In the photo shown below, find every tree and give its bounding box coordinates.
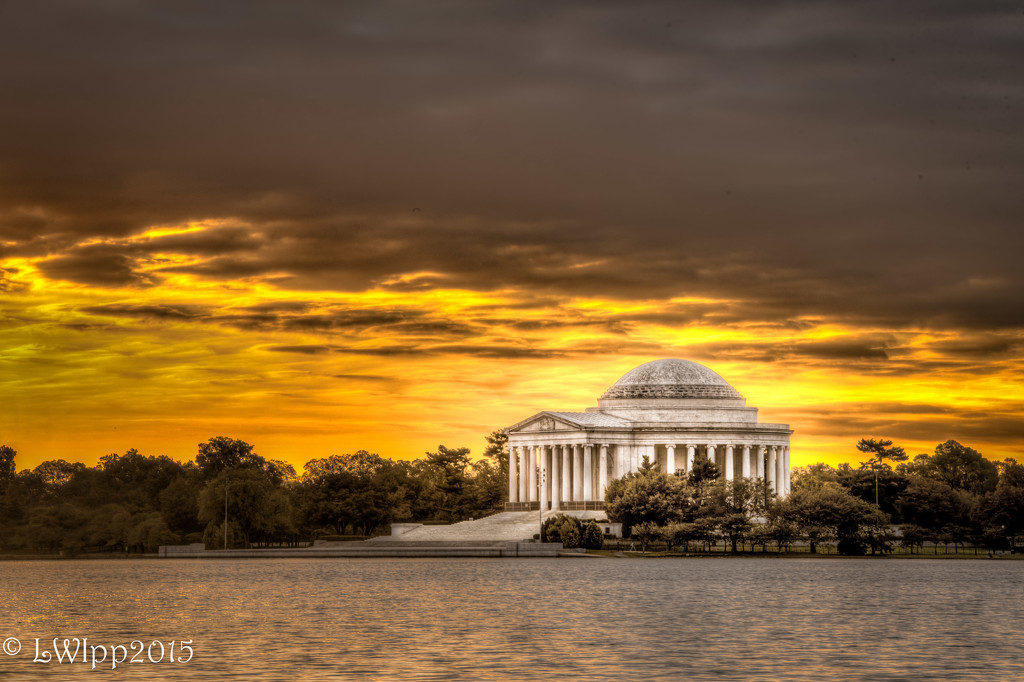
[198,468,281,547]
[127,512,179,552]
[33,460,87,499]
[979,483,1024,548]
[466,458,505,516]
[905,441,998,495]
[195,437,263,479]
[687,454,720,495]
[159,473,203,536]
[837,462,907,517]
[298,451,398,536]
[542,513,581,546]
[0,445,16,488]
[856,438,908,507]
[767,517,798,553]
[998,458,1024,488]
[605,459,687,536]
[663,522,696,552]
[631,522,660,552]
[581,521,604,550]
[424,445,473,522]
[482,430,509,483]
[778,483,890,555]
[899,524,930,554]
[790,463,839,491]
[698,479,764,552]
[100,449,184,509]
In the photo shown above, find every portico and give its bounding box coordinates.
[504,359,792,511]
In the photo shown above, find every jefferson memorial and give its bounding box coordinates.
[505,358,792,511]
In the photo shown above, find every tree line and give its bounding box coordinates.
[0,433,509,555]
[1,435,1021,556]
[604,439,1024,555]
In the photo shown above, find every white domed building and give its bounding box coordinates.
[505,359,792,511]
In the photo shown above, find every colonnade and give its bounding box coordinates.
[507,442,790,510]
[507,444,610,510]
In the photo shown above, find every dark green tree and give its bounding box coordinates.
[541,513,584,547]
[631,522,660,552]
[905,441,998,495]
[33,460,87,500]
[895,476,971,533]
[979,483,1024,547]
[466,458,505,516]
[687,454,720,495]
[581,520,604,550]
[195,437,264,479]
[198,468,286,547]
[424,445,473,522]
[482,430,510,483]
[605,457,687,536]
[699,479,766,552]
[0,445,16,488]
[778,483,890,555]
[159,472,204,536]
[856,438,908,507]
[790,463,839,491]
[998,458,1024,488]
[298,451,398,535]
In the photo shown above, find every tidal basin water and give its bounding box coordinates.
[1,557,1023,680]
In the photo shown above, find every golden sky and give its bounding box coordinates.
[2,3,1022,471]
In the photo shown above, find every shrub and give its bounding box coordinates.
[581,521,604,550]
[542,513,585,547]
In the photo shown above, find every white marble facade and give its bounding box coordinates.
[505,359,792,511]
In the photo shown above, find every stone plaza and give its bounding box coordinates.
[505,358,792,511]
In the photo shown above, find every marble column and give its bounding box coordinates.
[539,446,549,511]
[687,445,695,472]
[566,449,573,500]
[725,445,735,481]
[708,444,717,467]
[666,444,676,475]
[756,445,765,479]
[583,444,594,501]
[599,444,609,500]
[528,446,538,503]
[519,446,528,503]
[551,446,560,510]
[573,445,583,501]
[775,446,784,496]
[741,445,751,479]
[784,446,791,496]
[509,446,518,503]
[767,446,777,493]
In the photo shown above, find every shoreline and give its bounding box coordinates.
[2,549,1018,561]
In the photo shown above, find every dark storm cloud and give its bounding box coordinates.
[266,345,333,355]
[0,268,28,293]
[680,337,894,364]
[790,400,1024,449]
[2,1,1022,331]
[36,245,157,287]
[331,374,396,383]
[923,335,1024,357]
[430,344,566,359]
[145,226,264,256]
[81,303,211,320]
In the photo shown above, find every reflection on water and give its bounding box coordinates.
[1,557,1023,680]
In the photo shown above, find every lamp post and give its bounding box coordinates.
[223,478,229,550]
[538,468,546,542]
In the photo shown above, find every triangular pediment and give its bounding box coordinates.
[506,412,583,434]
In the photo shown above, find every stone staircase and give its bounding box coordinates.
[366,510,610,544]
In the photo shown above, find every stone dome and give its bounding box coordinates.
[600,359,743,400]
